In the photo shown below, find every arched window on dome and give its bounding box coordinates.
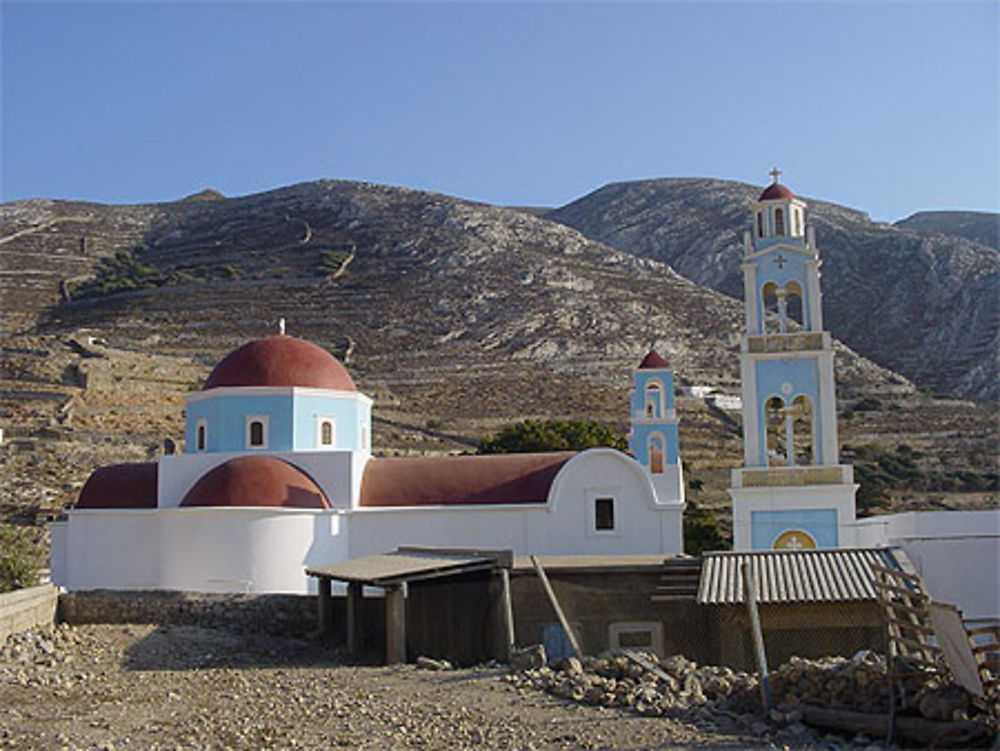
[245,415,269,449]
[774,208,785,236]
[756,211,765,238]
[316,416,336,450]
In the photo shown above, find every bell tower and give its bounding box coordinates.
[729,171,857,550]
[628,349,684,505]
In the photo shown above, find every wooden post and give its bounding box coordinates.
[742,562,771,711]
[500,568,515,658]
[317,576,333,637]
[530,555,582,659]
[385,585,407,664]
[346,582,364,654]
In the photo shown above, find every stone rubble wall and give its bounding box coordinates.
[58,590,318,636]
[0,585,58,643]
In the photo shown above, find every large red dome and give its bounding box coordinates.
[180,456,330,509]
[204,336,355,391]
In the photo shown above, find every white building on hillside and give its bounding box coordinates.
[50,337,685,594]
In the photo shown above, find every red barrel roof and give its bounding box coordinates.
[180,456,330,509]
[360,452,575,507]
[204,336,355,391]
[76,463,159,509]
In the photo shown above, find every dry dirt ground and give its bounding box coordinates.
[0,624,859,751]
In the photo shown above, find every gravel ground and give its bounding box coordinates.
[0,624,853,751]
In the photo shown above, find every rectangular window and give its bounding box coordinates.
[245,415,269,449]
[595,497,615,531]
[608,622,664,656]
[195,419,207,452]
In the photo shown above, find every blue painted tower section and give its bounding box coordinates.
[185,389,370,453]
[627,354,680,473]
[729,171,857,551]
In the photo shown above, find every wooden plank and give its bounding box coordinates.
[873,581,928,601]
[317,576,333,636]
[793,703,994,747]
[742,562,772,712]
[870,564,923,584]
[499,569,515,658]
[346,582,363,654]
[385,585,407,665]
[894,634,942,654]
[885,617,935,635]
[530,555,582,660]
[397,546,513,569]
[882,600,933,618]
[965,625,1000,637]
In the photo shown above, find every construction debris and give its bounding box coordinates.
[507,650,999,748]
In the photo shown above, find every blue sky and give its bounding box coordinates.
[2,2,997,221]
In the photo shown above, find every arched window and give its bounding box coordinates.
[785,281,804,326]
[774,208,785,236]
[756,212,765,238]
[648,434,665,474]
[196,422,207,452]
[321,421,333,446]
[245,415,269,449]
[644,381,663,419]
[791,395,814,465]
[762,282,781,334]
[765,396,787,467]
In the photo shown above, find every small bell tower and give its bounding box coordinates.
[628,349,684,505]
[729,171,857,550]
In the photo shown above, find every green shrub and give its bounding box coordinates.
[0,524,44,592]
[684,502,729,556]
[479,419,626,454]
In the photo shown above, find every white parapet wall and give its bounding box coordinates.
[0,584,58,643]
[854,510,1000,625]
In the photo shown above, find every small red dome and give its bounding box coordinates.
[180,456,330,509]
[204,336,355,391]
[76,463,158,509]
[639,349,670,370]
[759,183,794,201]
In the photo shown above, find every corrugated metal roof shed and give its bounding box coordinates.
[697,547,904,605]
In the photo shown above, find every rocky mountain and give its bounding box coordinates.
[2,181,899,410]
[1,180,995,525]
[545,179,1000,401]
[894,210,999,252]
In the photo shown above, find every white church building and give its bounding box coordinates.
[50,338,686,594]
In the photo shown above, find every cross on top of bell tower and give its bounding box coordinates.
[769,166,782,184]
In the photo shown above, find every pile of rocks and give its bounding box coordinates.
[771,652,996,723]
[506,651,762,717]
[508,649,997,748]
